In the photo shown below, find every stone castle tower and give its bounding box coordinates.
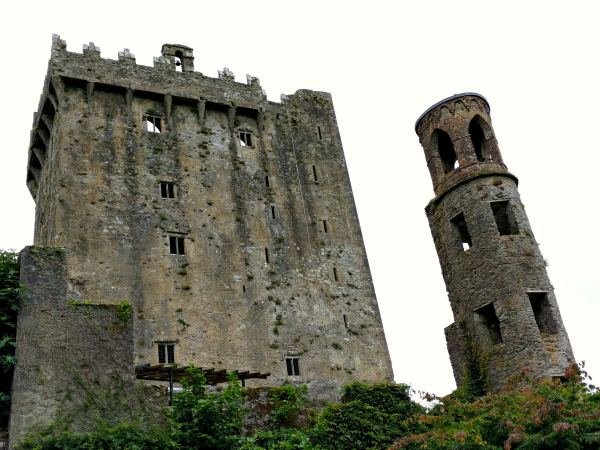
[415,93,574,392]
[10,35,393,440]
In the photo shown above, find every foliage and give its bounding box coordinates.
[117,300,131,325]
[0,250,21,427]
[311,382,428,450]
[168,365,249,449]
[391,362,600,450]
[269,385,309,427]
[16,423,174,450]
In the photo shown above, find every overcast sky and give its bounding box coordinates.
[1,0,598,397]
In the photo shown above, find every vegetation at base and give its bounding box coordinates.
[0,250,21,428]
[391,362,600,449]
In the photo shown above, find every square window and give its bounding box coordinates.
[158,344,175,363]
[169,236,185,255]
[474,302,502,346]
[286,356,300,376]
[490,201,519,236]
[161,182,175,199]
[451,213,472,251]
[239,132,252,147]
[146,115,162,133]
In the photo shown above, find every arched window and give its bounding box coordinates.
[433,129,457,175]
[175,50,183,72]
[469,116,486,162]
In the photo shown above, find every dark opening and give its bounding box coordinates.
[146,115,162,133]
[475,303,502,345]
[312,165,318,181]
[469,118,485,162]
[434,129,457,174]
[158,344,175,364]
[333,267,338,282]
[343,314,348,328]
[243,285,246,293]
[169,236,185,255]
[175,50,183,72]
[323,220,328,233]
[451,213,472,251]
[271,206,276,219]
[490,201,519,236]
[528,292,557,334]
[239,132,252,147]
[265,248,270,264]
[265,176,270,188]
[286,357,300,376]
[161,182,175,199]
[318,126,322,140]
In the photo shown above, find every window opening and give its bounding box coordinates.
[451,213,472,251]
[265,175,270,188]
[490,201,519,236]
[239,132,252,147]
[343,314,348,328]
[243,285,246,293]
[475,303,502,345]
[271,206,276,219]
[158,344,175,364]
[312,165,318,181]
[318,126,322,139]
[175,50,183,72]
[333,267,338,282]
[265,248,270,264]
[528,292,557,334]
[169,236,185,255]
[161,182,175,199]
[469,118,485,162]
[286,357,300,376]
[146,115,162,133]
[434,129,457,174]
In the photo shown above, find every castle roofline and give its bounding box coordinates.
[415,92,490,132]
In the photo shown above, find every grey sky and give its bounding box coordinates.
[1,0,598,397]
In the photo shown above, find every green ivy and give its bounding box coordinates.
[117,301,131,325]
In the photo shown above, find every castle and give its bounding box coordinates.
[415,93,575,392]
[10,35,393,441]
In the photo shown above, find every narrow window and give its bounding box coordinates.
[265,248,270,264]
[433,129,456,174]
[175,50,183,72]
[323,220,328,233]
[343,314,348,328]
[528,292,557,334]
[158,344,175,364]
[161,182,175,199]
[491,201,519,236]
[169,236,185,255]
[239,132,252,147]
[312,165,318,181]
[243,285,246,293]
[265,175,270,188]
[318,126,322,140]
[469,118,485,162]
[451,213,472,251]
[286,356,300,376]
[333,267,338,282]
[271,206,276,220]
[475,303,502,345]
[146,115,162,133]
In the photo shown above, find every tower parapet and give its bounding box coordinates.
[417,93,574,392]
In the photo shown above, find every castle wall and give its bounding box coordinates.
[16,35,393,435]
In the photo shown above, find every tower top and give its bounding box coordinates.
[415,92,489,131]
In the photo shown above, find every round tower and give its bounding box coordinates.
[416,93,574,392]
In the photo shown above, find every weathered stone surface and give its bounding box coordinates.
[12,35,393,442]
[416,94,575,392]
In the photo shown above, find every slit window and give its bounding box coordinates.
[169,236,185,255]
[175,50,183,72]
[243,285,246,293]
[318,126,322,140]
[312,165,318,181]
[475,303,502,345]
[451,213,472,251]
[490,201,519,236]
[161,182,175,199]
[333,267,338,282]
[469,118,486,162]
[271,206,276,220]
[286,357,300,376]
[343,314,348,328]
[265,248,270,264]
[158,344,175,364]
[528,292,557,334]
[146,115,162,133]
[323,220,328,233]
[239,132,252,147]
[265,175,270,188]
